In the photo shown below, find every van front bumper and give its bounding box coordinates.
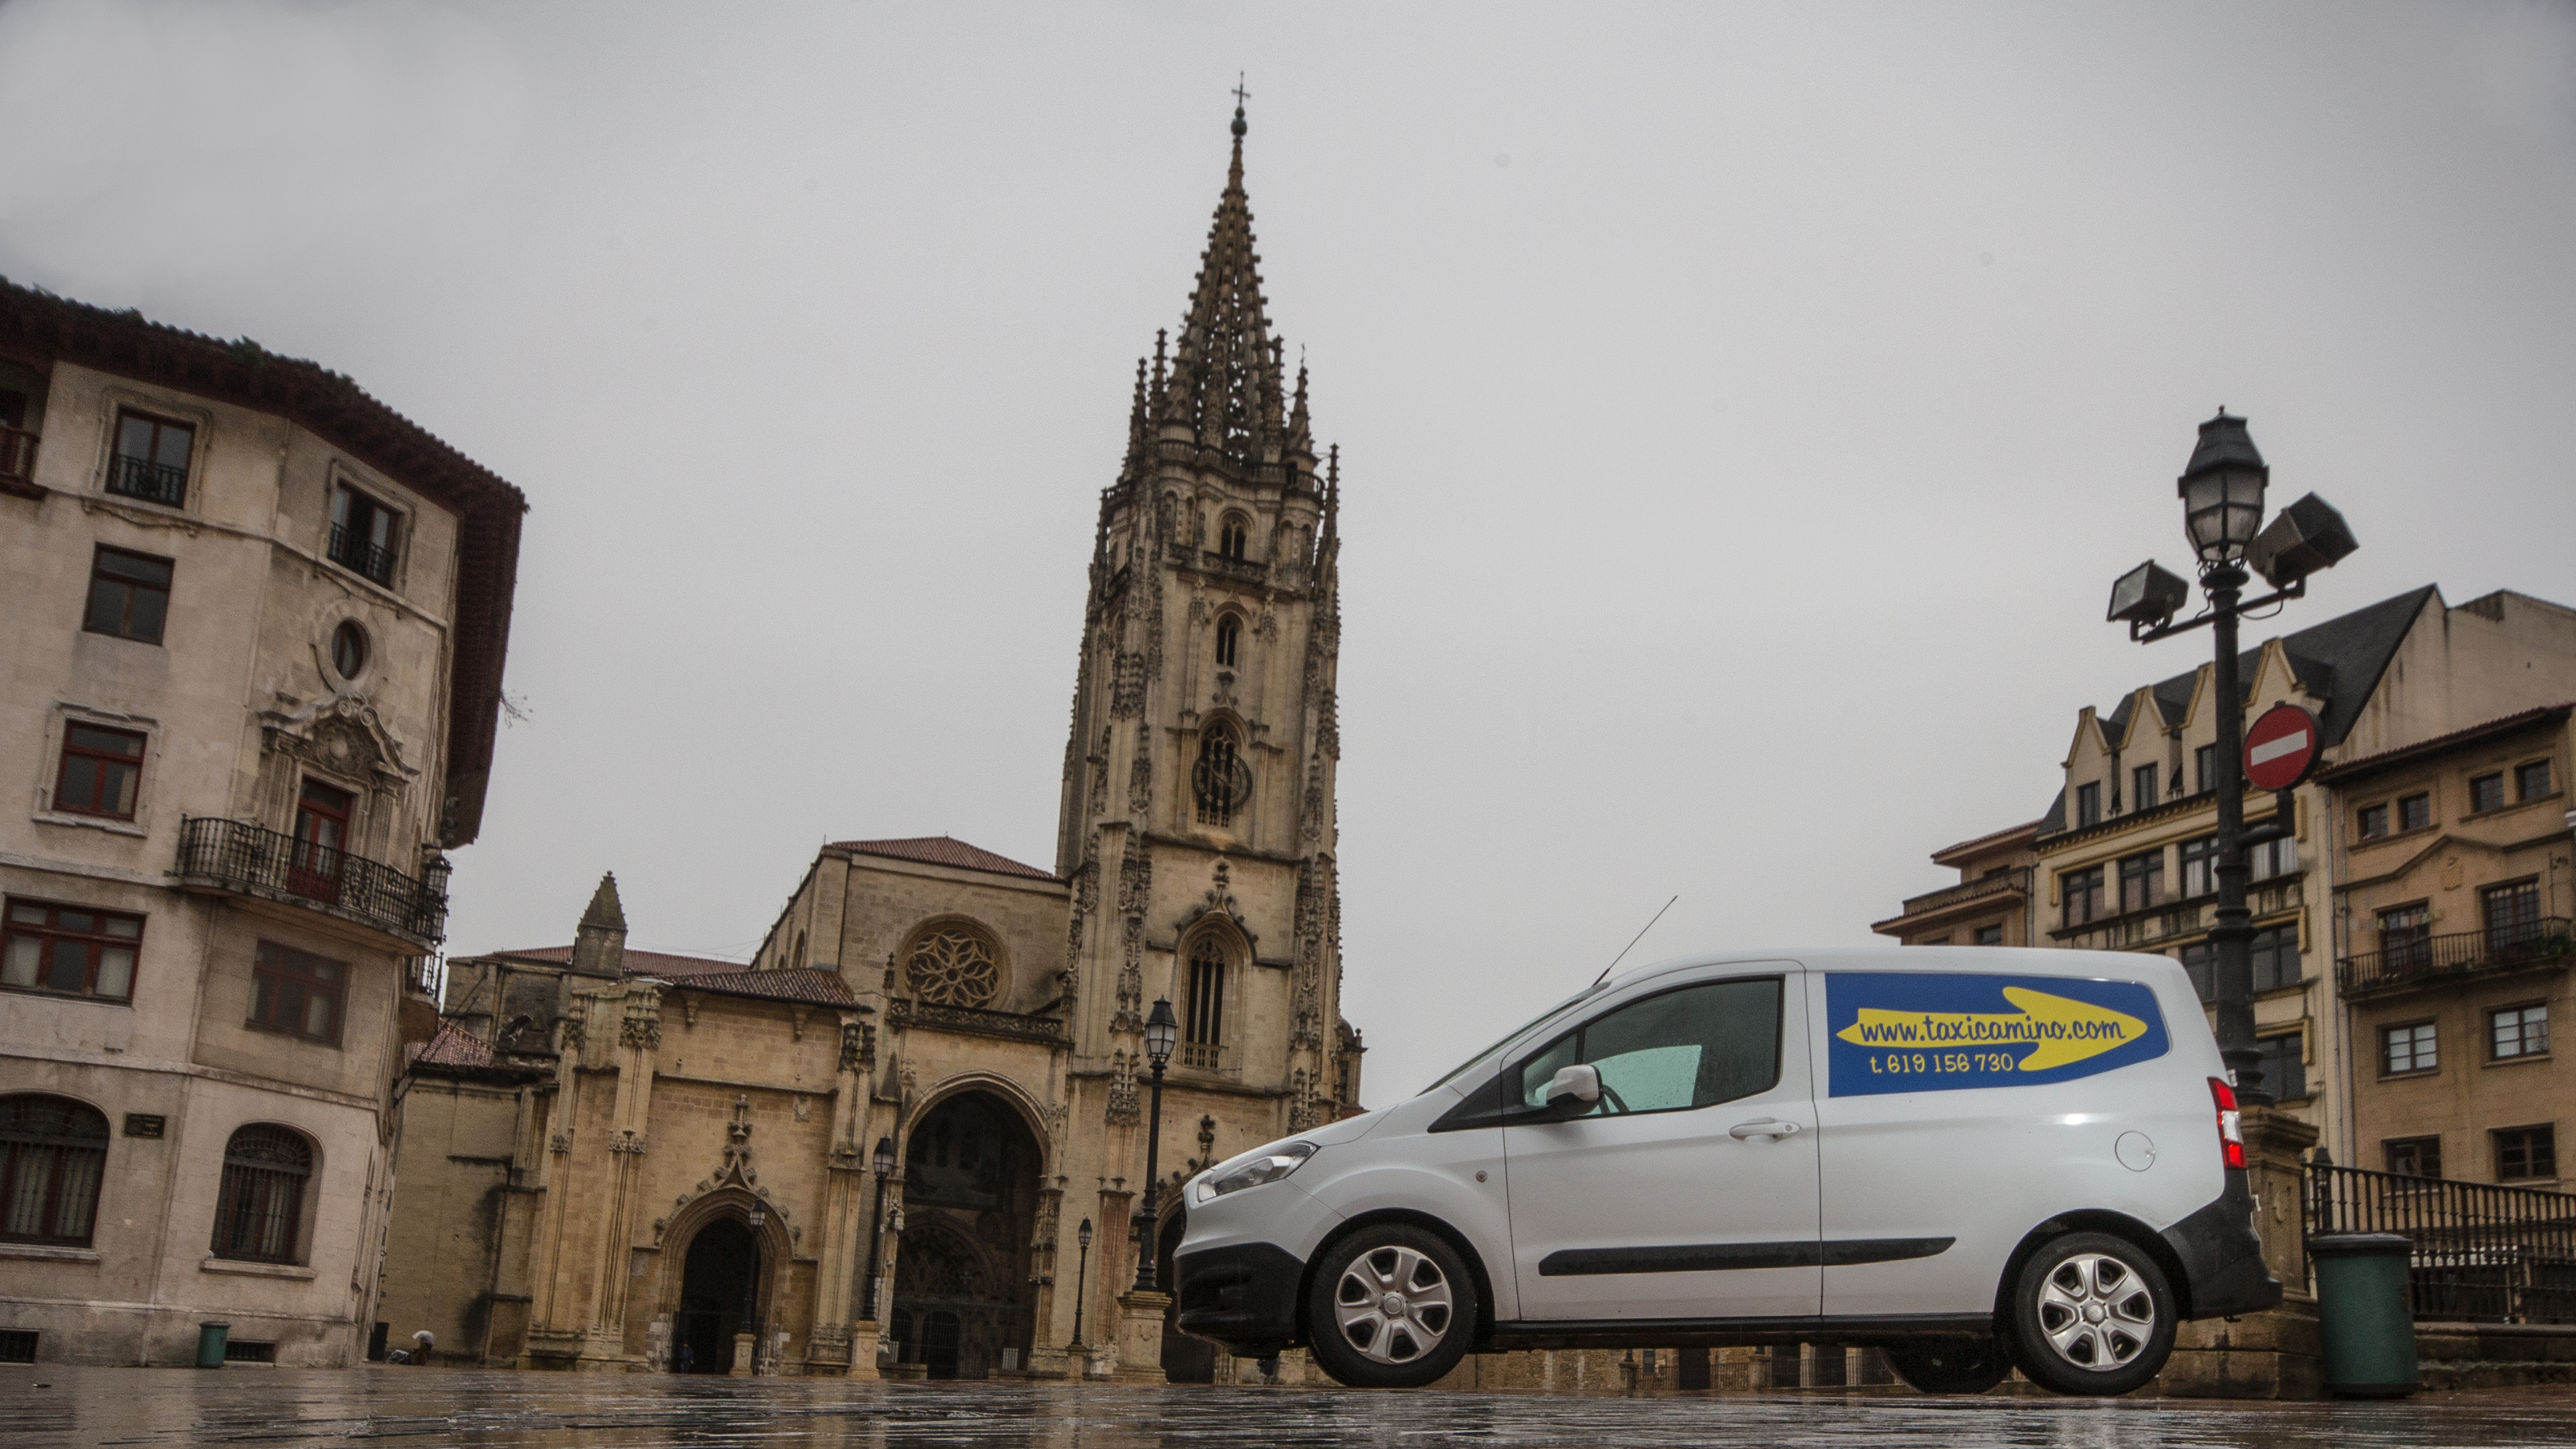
[2161,1169,2281,1319]
[1173,1241,1305,1358]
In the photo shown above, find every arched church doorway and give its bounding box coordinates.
[675,1216,761,1374]
[891,1091,1040,1380]
[1157,1208,1216,1383]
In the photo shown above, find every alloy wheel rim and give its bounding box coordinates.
[1333,1245,1454,1364]
[2034,1252,2156,1370]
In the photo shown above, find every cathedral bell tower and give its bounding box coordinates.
[1055,100,1350,1135]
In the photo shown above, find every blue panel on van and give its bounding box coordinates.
[1824,973,2170,1096]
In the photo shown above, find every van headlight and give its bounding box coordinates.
[1200,1141,1318,1200]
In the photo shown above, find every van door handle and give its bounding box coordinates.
[1729,1119,1800,1140]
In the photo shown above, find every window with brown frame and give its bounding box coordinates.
[2492,1003,2549,1061]
[2061,865,2107,928]
[83,546,171,644]
[51,723,144,819]
[288,779,352,904]
[2517,759,2553,801]
[106,411,192,506]
[2486,880,2544,955]
[2380,904,2431,973]
[1,900,141,1002]
[2470,773,2506,813]
[248,940,345,1044]
[2117,849,2164,914]
[209,1124,311,1263]
[2382,1021,2437,1075]
[2385,1135,2442,1179]
[2496,1124,2557,1182]
[1973,924,2004,946]
[0,1095,109,1247]
[2357,803,2389,839]
[2398,792,2431,831]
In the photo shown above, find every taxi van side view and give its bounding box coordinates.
[1172,947,2277,1395]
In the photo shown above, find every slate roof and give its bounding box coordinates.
[2044,586,2441,834]
[830,835,1058,881]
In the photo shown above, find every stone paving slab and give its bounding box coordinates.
[3,1369,2573,1448]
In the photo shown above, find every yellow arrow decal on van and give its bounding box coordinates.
[1835,987,2151,1073]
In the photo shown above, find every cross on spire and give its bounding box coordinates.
[1233,73,1251,108]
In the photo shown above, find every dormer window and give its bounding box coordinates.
[1219,515,1248,562]
[1215,614,1241,668]
[108,411,192,507]
[2076,782,2102,829]
[2132,765,2159,812]
[329,484,399,586]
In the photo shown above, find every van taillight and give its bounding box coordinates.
[2209,1076,2246,1170]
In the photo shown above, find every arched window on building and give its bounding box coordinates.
[1218,515,1248,563]
[1193,724,1247,829]
[0,1095,108,1247]
[1214,614,1240,669]
[211,1124,312,1264]
[1183,937,1227,1070]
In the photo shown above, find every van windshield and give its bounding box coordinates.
[1420,982,1610,1095]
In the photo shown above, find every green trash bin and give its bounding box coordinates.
[2311,1232,2419,1397]
[195,1320,230,1369]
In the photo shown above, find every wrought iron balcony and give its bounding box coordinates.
[106,453,187,507]
[174,817,449,950]
[0,425,36,496]
[2337,918,2573,1000]
[327,523,398,585]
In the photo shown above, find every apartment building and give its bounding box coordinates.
[0,282,525,1366]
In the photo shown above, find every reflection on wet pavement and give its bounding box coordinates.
[5,1369,2573,1448]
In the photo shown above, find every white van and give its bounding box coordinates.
[1172,947,2276,1395]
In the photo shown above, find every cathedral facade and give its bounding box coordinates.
[375,108,1365,1381]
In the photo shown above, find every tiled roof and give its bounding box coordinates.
[495,945,745,977]
[414,1021,495,1069]
[665,967,857,1006]
[829,835,1058,881]
[1931,819,2041,865]
[2313,703,2574,784]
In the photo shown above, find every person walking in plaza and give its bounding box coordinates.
[410,1328,435,1368]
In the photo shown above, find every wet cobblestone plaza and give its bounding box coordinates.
[4,1370,2573,1449]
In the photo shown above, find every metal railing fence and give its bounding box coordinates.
[2307,1158,2576,1324]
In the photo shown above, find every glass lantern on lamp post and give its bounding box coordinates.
[1133,998,1179,1293]
[1069,1217,1094,1351]
[2105,411,2357,1104]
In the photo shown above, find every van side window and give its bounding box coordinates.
[1516,977,1783,1114]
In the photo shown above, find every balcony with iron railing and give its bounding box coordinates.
[0,426,37,498]
[327,523,398,586]
[2336,918,2573,1000]
[105,452,187,507]
[174,817,449,952]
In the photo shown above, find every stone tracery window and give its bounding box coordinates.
[1194,724,1248,828]
[904,923,1001,1008]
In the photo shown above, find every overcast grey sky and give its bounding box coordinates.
[7,1,2571,1102]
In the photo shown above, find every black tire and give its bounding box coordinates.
[1304,1224,1479,1388]
[2007,1231,2176,1396]
[1884,1336,2012,1395]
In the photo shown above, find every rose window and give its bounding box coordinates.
[906,929,1000,1008]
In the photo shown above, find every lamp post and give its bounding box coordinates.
[1069,1217,1094,1351]
[2106,411,2358,1104]
[1132,998,1179,1293]
[860,1135,894,1321]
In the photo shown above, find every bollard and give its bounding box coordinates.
[195,1321,230,1368]
[2310,1233,2419,1397]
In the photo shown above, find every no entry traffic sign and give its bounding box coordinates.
[2244,704,2322,792]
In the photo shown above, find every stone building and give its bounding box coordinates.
[1875,585,2576,1168]
[0,282,525,1366]
[374,106,1365,1381]
[2315,702,2574,1188]
[1869,821,2037,948]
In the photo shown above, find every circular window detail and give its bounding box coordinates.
[330,621,370,681]
[905,926,1000,1008]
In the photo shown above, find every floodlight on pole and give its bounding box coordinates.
[2244,492,2359,590]
[2107,559,2192,629]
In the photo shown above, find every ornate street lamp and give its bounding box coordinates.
[1069,1217,1095,1350]
[2105,411,2357,1103]
[1132,998,1179,1293]
[860,1134,895,1321]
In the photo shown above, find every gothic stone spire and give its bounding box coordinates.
[1157,103,1289,471]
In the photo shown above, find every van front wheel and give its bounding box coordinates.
[1304,1224,1478,1388]
[2008,1231,2176,1396]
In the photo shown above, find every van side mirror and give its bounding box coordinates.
[1543,1063,1601,1114]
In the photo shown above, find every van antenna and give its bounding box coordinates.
[1594,895,1678,987]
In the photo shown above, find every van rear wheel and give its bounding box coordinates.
[1304,1224,1478,1389]
[1884,1336,2012,1394]
[2008,1231,2175,1396]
